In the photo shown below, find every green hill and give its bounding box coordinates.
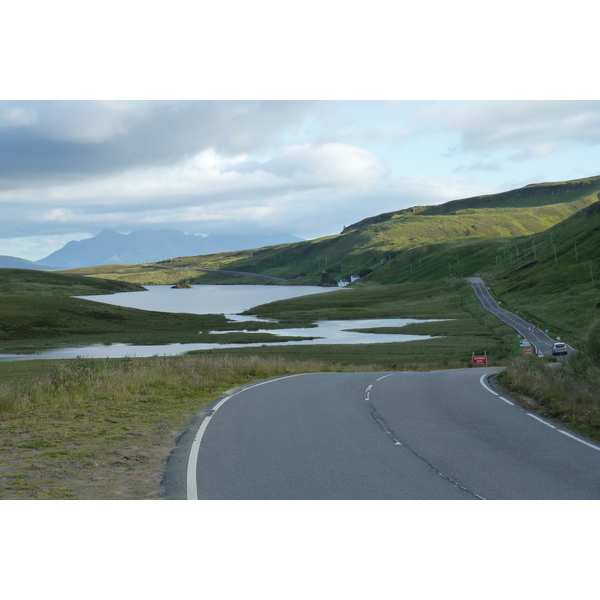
[177,175,600,286]
[61,175,600,339]
[0,268,146,296]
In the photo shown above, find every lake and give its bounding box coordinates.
[0,285,438,360]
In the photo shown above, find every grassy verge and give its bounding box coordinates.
[0,355,377,499]
[497,321,600,443]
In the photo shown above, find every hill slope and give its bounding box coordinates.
[65,175,600,289]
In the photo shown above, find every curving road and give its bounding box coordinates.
[468,276,571,356]
[163,369,600,500]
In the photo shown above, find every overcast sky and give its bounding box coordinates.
[2,99,599,261]
[2,3,599,262]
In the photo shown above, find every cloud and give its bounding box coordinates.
[0,100,324,188]
[0,105,38,128]
[419,100,600,158]
[237,143,388,187]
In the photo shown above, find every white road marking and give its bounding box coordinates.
[526,413,600,451]
[186,373,307,500]
[498,396,514,405]
[479,374,498,396]
[365,384,372,401]
[556,429,600,451]
[527,413,556,429]
[375,374,393,381]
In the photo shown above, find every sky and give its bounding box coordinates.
[2,99,599,262]
[1,3,599,265]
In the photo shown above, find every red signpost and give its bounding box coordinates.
[472,355,487,366]
[523,348,532,355]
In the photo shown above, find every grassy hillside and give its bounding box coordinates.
[65,175,600,289]
[0,268,145,295]
[54,174,600,341]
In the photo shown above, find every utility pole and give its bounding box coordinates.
[591,263,594,283]
[574,242,578,260]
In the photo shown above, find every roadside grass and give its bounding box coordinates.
[0,355,373,499]
[496,321,600,443]
[187,335,515,370]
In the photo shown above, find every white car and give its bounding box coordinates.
[551,342,568,356]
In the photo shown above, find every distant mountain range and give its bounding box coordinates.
[0,255,58,271]
[37,229,304,269]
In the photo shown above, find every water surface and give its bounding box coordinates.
[1,285,438,361]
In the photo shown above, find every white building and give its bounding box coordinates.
[337,275,360,287]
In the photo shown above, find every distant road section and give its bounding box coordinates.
[467,276,571,357]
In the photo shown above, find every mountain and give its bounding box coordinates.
[38,229,304,269]
[0,255,58,271]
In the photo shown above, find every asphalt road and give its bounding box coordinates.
[164,369,600,500]
[468,276,570,357]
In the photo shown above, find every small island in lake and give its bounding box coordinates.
[171,280,192,289]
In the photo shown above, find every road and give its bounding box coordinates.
[468,276,570,357]
[164,369,600,500]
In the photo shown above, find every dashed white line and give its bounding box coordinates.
[526,414,600,451]
[556,429,600,451]
[527,413,556,429]
[498,396,514,405]
[375,374,394,381]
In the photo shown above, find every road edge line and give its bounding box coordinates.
[186,373,307,500]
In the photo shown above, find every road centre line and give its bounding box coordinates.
[186,373,307,500]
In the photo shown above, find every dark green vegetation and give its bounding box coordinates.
[0,267,145,295]
[0,269,302,353]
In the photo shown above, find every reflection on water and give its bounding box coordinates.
[0,285,439,361]
[77,284,339,315]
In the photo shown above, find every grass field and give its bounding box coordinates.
[0,275,521,499]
